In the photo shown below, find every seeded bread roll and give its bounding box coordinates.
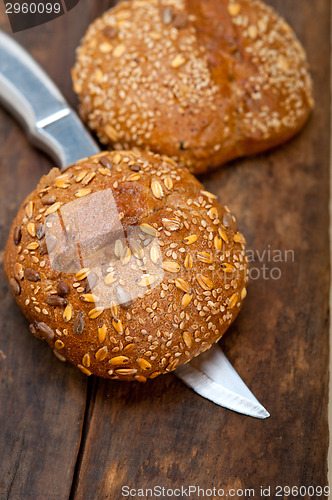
[72,0,314,175]
[4,151,248,381]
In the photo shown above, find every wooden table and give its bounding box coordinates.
[0,1,330,498]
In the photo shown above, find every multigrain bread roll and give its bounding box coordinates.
[4,151,248,381]
[72,0,314,174]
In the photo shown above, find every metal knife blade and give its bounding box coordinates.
[0,30,99,166]
[0,30,269,418]
[176,346,270,418]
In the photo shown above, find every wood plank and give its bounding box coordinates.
[70,0,330,497]
[0,9,94,500]
[0,0,329,497]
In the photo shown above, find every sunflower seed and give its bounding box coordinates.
[162,6,173,24]
[99,156,112,169]
[84,272,98,292]
[44,234,57,253]
[73,311,85,335]
[25,268,41,282]
[47,295,68,306]
[9,277,20,295]
[14,262,24,281]
[36,224,45,240]
[223,213,233,228]
[241,288,247,300]
[116,286,132,308]
[13,226,22,245]
[103,26,118,38]
[39,240,48,255]
[36,322,54,340]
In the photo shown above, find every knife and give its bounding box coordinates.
[0,30,269,419]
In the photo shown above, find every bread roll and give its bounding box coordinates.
[72,0,314,174]
[4,151,248,380]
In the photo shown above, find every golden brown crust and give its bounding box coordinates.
[4,151,248,381]
[72,0,314,174]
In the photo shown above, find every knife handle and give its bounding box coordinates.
[0,30,99,168]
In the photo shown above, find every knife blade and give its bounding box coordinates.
[0,30,269,418]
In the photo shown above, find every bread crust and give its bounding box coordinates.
[72,0,314,174]
[4,151,248,381]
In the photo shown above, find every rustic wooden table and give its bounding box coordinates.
[0,1,330,499]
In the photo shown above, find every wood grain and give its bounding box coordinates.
[0,0,330,498]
